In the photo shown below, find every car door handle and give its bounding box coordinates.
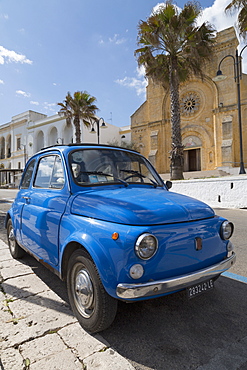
[22,196,31,204]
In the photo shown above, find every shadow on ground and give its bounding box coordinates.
[13,252,247,370]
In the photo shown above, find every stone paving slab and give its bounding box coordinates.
[0,346,24,370]
[27,349,83,370]
[84,348,136,370]
[1,247,14,262]
[0,239,135,369]
[0,258,33,279]
[8,288,71,318]
[19,333,69,363]
[58,322,109,360]
[2,274,48,301]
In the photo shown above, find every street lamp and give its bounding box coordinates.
[90,117,107,144]
[56,137,64,144]
[213,45,247,174]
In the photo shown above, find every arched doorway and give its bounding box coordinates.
[183,136,202,172]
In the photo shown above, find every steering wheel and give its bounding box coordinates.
[123,173,145,182]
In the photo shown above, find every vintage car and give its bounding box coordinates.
[6,144,236,333]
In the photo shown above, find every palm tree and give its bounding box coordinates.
[225,0,247,38]
[135,1,215,180]
[58,91,98,143]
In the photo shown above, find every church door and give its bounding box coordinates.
[184,149,201,172]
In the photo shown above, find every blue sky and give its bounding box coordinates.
[0,0,239,127]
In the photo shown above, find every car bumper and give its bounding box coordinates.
[116,252,236,299]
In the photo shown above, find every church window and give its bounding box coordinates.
[180,92,200,115]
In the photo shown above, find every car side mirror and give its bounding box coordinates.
[166,180,172,190]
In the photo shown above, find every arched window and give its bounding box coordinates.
[36,131,44,152]
[0,137,5,159]
[6,135,11,158]
[48,127,58,146]
[63,121,73,144]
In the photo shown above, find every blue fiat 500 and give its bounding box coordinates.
[6,144,236,333]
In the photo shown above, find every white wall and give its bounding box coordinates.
[0,111,131,170]
[170,175,247,209]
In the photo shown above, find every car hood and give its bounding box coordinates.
[71,187,215,225]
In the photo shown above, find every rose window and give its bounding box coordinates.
[180,92,200,115]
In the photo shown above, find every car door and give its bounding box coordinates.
[20,153,69,267]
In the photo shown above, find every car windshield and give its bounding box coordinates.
[69,148,163,187]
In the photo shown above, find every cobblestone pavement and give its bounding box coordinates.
[0,201,10,244]
[0,238,135,370]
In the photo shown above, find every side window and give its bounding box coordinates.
[34,155,65,189]
[50,157,65,189]
[20,159,36,189]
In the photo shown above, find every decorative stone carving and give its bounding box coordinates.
[180,92,201,116]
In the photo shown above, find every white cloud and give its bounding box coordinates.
[0,45,32,65]
[198,0,238,32]
[152,0,238,32]
[19,28,26,35]
[30,101,39,105]
[115,66,147,96]
[16,90,31,98]
[99,33,127,46]
[0,14,9,20]
[0,80,4,84]
[43,102,56,113]
[109,34,126,45]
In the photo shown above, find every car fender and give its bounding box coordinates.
[59,214,134,297]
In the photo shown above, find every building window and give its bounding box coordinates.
[17,137,21,150]
[180,92,200,116]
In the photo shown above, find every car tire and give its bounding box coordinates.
[67,249,118,333]
[7,219,25,259]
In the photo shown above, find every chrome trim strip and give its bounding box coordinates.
[116,253,236,299]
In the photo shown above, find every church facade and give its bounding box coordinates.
[131,27,247,175]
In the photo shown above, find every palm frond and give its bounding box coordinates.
[57,90,99,143]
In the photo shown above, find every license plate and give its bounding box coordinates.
[187,279,214,299]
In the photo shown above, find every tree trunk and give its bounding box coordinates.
[74,116,81,143]
[169,59,184,180]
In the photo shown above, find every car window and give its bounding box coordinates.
[20,159,36,189]
[34,155,65,189]
[69,149,163,187]
[50,156,65,189]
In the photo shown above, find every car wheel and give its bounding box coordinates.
[7,219,25,259]
[67,249,118,333]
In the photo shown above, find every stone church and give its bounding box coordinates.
[131,27,247,176]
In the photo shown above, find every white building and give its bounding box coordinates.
[0,110,130,186]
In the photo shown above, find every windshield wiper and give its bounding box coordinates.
[120,169,158,187]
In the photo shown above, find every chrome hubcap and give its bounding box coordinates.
[73,268,94,318]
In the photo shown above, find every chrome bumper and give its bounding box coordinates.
[116,253,236,299]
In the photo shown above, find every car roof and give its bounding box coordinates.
[40,143,139,154]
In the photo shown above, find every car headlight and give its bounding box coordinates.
[221,221,234,240]
[135,233,158,260]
